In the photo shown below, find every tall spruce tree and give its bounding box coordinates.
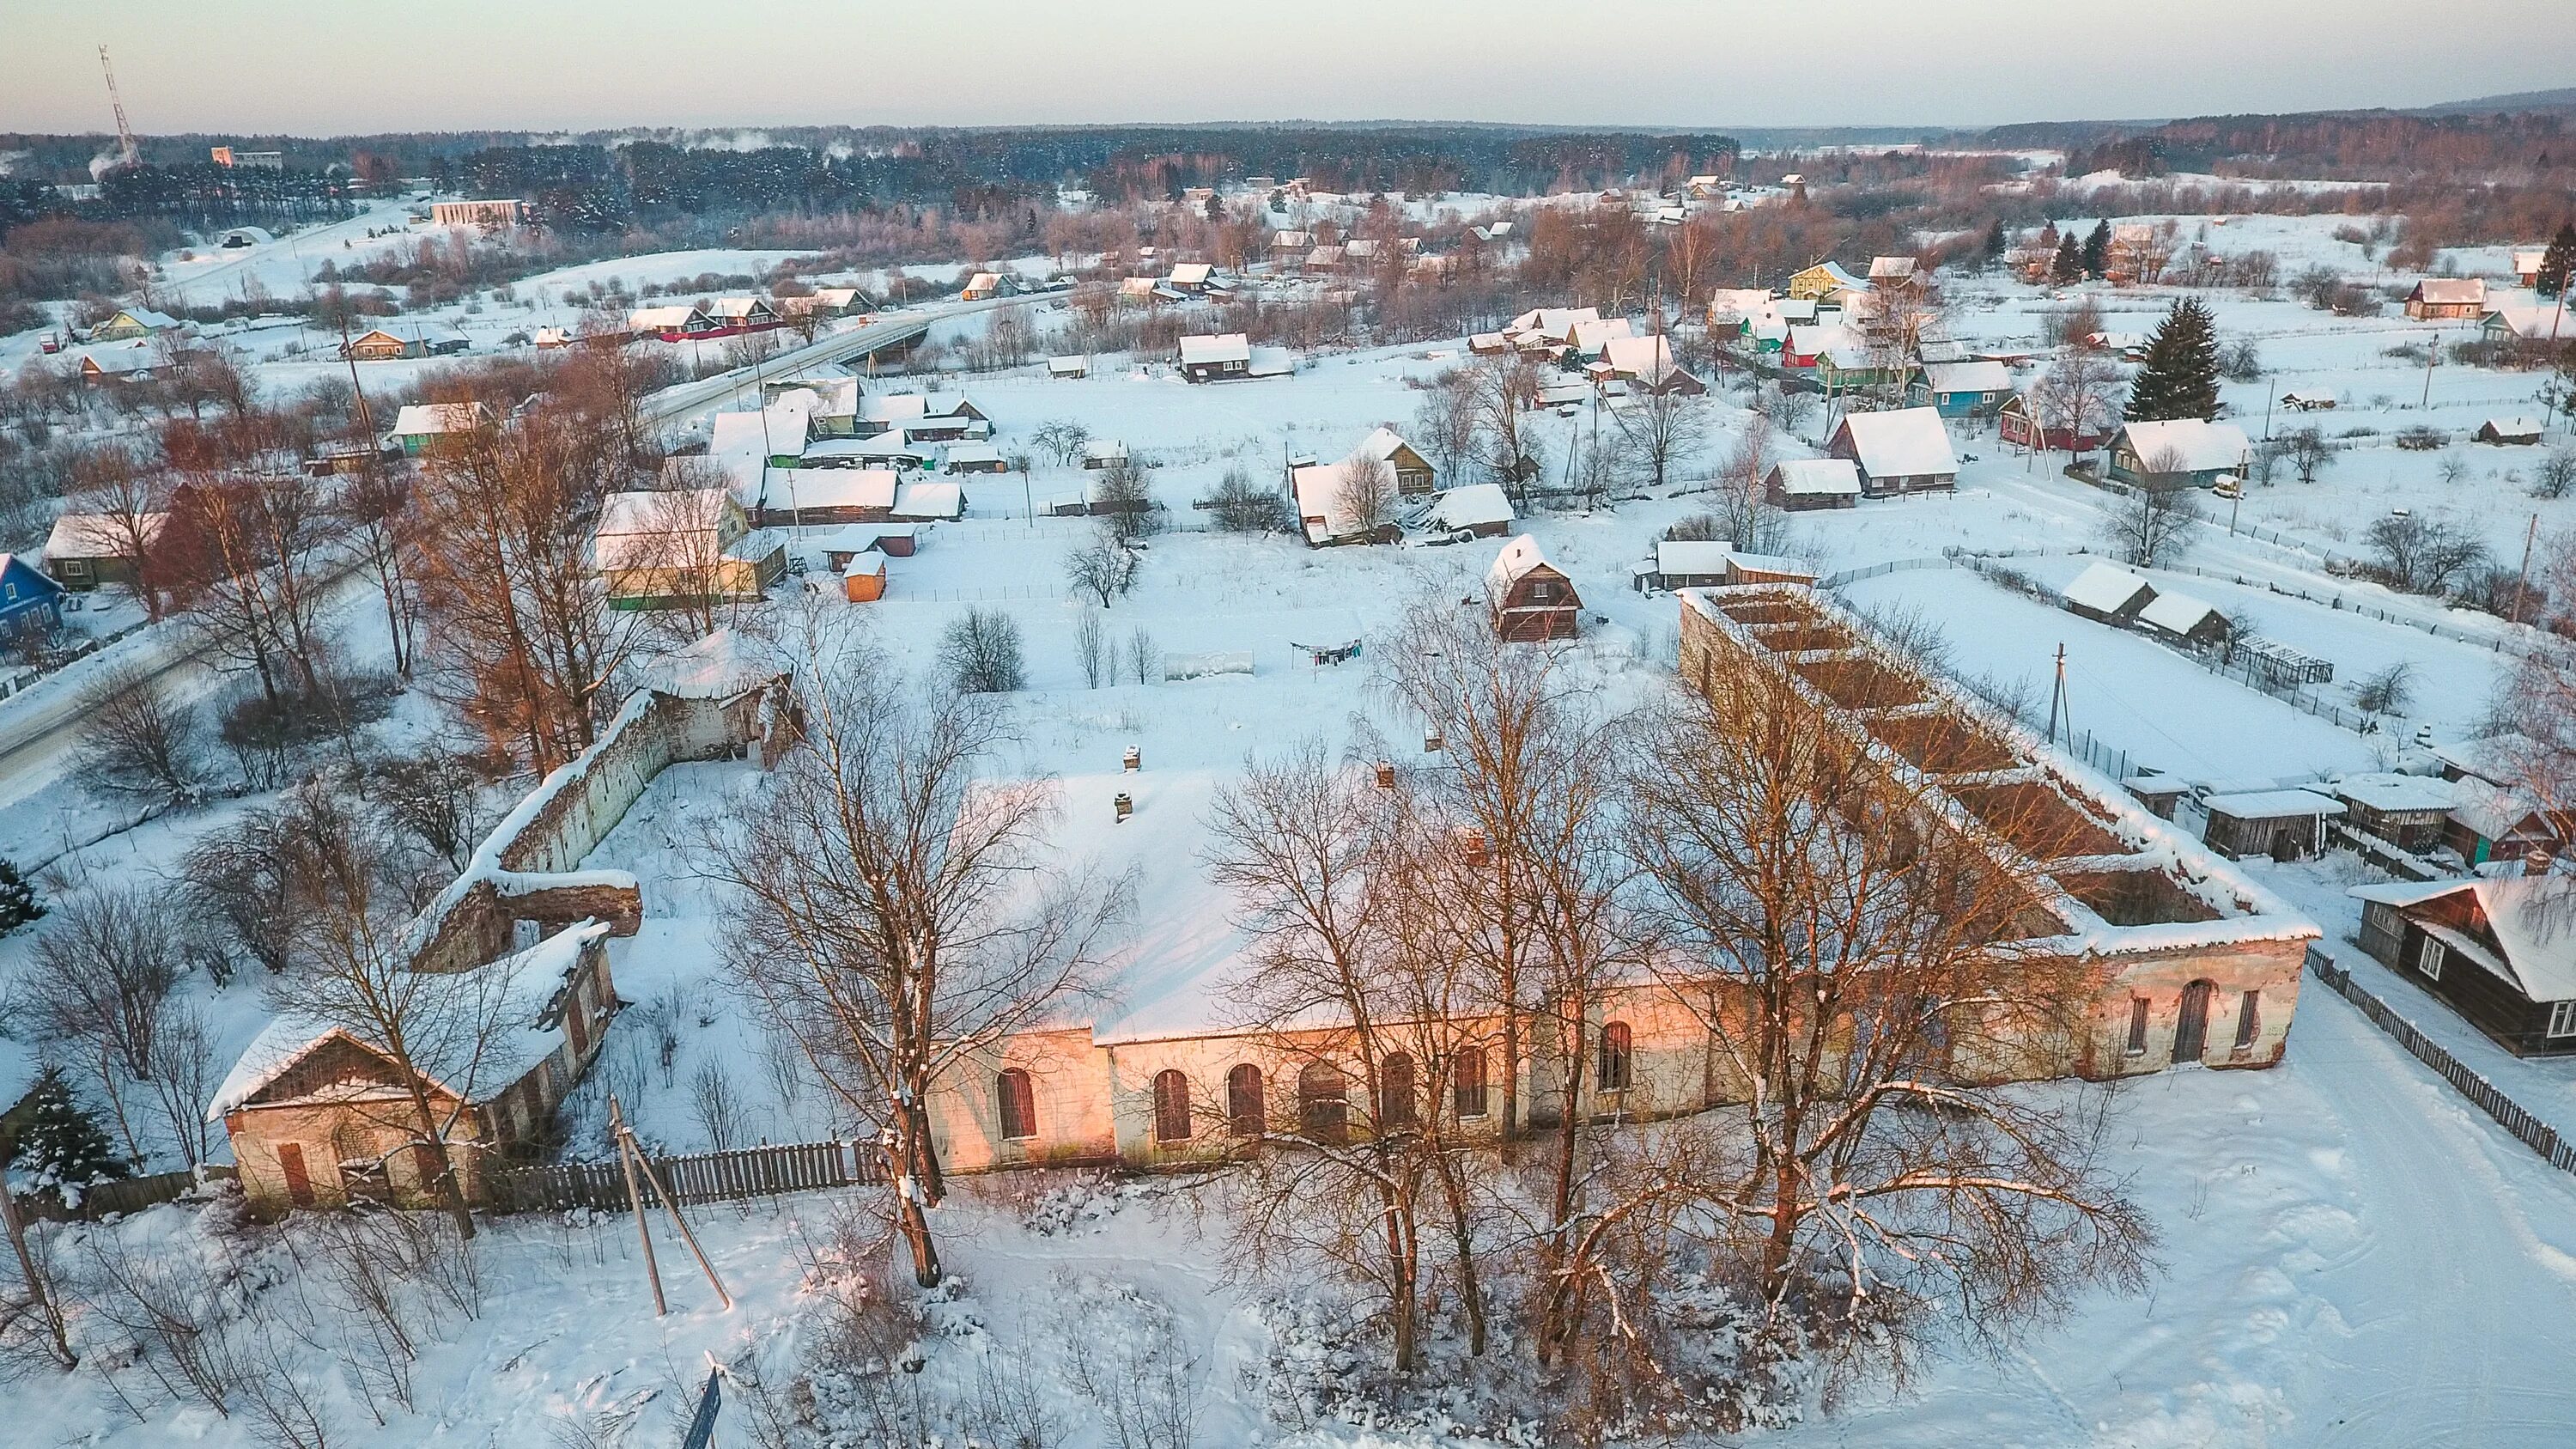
[2540,221,2576,300]
[2081,220,2112,279]
[8,1068,131,1190]
[1984,217,2008,260]
[2052,233,2083,284]
[0,858,41,935]
[2124,300,2224,422]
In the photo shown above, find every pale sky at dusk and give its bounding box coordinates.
[4,0,2572,137]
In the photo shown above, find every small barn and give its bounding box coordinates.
[891,481,967,521]
[2138,589,2232,647]
[1178,333,1251,383]
[943,442,1007,475]
[1600,334,1706,394]
[340,320,470,361]
[1642,539,1735,591]
[1826,407,1959,496]
[0,554,64,632]
[2106,419,2250,491]
[2349,877,2576,1056]
[390,401,494,457]
[2476,417,2544,446]
[1724,552,1818,586]
[2062,561,2155,623]
[1422,483,1515,540]
[1048,355,1089,380]
[2330,772,2457,854]
[2200,789,2344,861]
[1082,438,1129,470]
[756,468,897,527]
[2445,782,2562,867]
[2403,277,2487,320]
[1486,534,1582,642]
[842,551,889,603]
[1764,458,1862,510]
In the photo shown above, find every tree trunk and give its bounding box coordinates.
[1433,1151,1487,1355]
[407,1085,477,1242]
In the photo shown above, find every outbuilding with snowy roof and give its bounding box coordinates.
[2349,876,2576,1055]
[1825,407,1958,496]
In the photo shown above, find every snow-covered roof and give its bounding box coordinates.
[2332,772,2458,814]
[1248,345,1295,377]
[943,441,1002,466]
[2350,877,2576,1001]
[392,401,490,436]
[628,304,705,330]
[598,487,732,537]
[1427,483,1514,532]
[2481,417,2544,438]
[1179,333,1251,365]
[2430,734,2536,789]
[1169,262,1214,286]
[2484,306,2566,341]
[1926,360,2010,395]
[891,480,964,520]
[2513,247,2549,271]
[1656,539,1736,576]
[210,920,611,1120]
[350,319,469,347]
[1570,316,1633,350]
[1048,355,1089,375]
[45,511,166,559]
[1798,261,1868,291]
[108,307,182,331]
[776,467,897,510]
[649,627,786,701]
[70,339,159,374]
[2409,277,2486,306]
[2138,590,2225,636]
[1601,333,1678,380]
[963,272,1003,290]
[1836,407,1958,478]
[1789,323,1868,365]
[2451,780,2551,842]
[1768,458,1861,496]
[2115,418,2249,473]
[1708,288,1772,320]
[1505,306,1601,343]
[1725,551,1816,581]
[2201,788,2346,820]
[2063,561,2154,615]
[1485,533,1561,594]
[1868,255,1917,281]
[1083,438,1128,463]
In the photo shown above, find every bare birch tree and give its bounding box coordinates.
[706,627,1128,1286]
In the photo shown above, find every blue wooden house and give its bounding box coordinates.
[0,553,64,632]
[1917,360,2014,418]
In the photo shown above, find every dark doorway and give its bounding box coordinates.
[2174,980,2215,1063]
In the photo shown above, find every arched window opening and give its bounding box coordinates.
[1227,1063,1266,1135]
[996,1068,1037,1142]
[1152,1068,1193,1143]
[1378,1053,1416,1130]
[1298,1062,1349,1142]
[1598,1021,1633,1093]
[1452,1048,1489,1118]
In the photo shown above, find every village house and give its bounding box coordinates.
[2200,789,2344,861]
[808,286,868,315]
[2330,772,2458,855]
[42,511,164,591]
[1638,539,1734,591]
[213,922,617,1215]
[2403,277,2488,321]
[2352,876,2576,1056]
[1347,426,1437,495]
[1485,534,1582,642]
[960,272,1011,301]
[88,307,184,342]
[338,320,470,361]
[1826,407,1959,496]
[1167,262,1216,294]
[0,553,64,633]
[1868,255,1919,287]
[72,339,167,384]
[2513,247,2549,288]
[1081,438,1129,471]
[2481,306,2566,345]
[1600,334,1706,394]
[2103,223,2166,285]
[1567,315,1633,357]
[591,487,785,608]
[2445,781,2562,867]
[944,441,1007,474]
[1785,260,1867,300]
[2106,418,2251,490]
[1999,388,2114,455]
[1267,230,1315,264]
[1917,360,2013,417]
[1048,355,1089,380]
[1763,457,1862,510]
[2138,589,2232,648]
[390,400,494,457]
[1177,332,1252,383]
[1707,288,1772,330]
[1290,460,1398,546]
[705,297,781,332]
[627,303,714,340]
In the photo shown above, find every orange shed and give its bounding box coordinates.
[843,553,888,603]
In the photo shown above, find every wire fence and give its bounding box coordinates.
[2306,946,2576,1176]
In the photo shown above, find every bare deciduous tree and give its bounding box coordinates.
[1065,527,1140,608]
[707,634,1129,1285]
[26,886,182,1159]
[72,667,210,809]
[2100,455,2202,569]
[1621,654,2152,1383]
[1335,454,1398,543]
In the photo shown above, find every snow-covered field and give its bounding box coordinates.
[5,207,2576,1444]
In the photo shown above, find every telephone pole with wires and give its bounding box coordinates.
[2046,642,2070,746]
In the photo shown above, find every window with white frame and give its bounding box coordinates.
[2549,1001,2576,1039]
[2420,937,2445,980]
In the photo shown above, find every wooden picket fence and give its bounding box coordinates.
[15,1166,233,1224]
[2306,947,2576,1175]
[489,1138,881,1215]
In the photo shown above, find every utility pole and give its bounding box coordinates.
[2046,643,2069,746]
[610,1095,667,1317]
[2421,328,2439,410]
[2512,512,2541,627]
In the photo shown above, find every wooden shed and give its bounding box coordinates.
[2200,789,2344,861]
